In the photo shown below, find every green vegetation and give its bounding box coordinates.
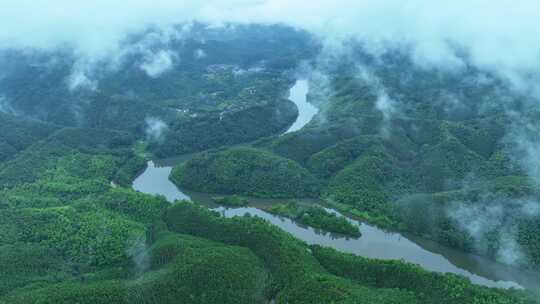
[0,127,272,303]
[148,81,299,157]
[152,98,298,157]
[164,201,535,304]
[212,195,249,207]
[0,113,58,164]
[311,245,535,304]
[324,147,402,227]
[171,147,321,198]
[3,232,271,304]
[0,24,316,157]
[254,63,540,271]
[1,23,540,303]
[0,122,537,303]
[266,202,361,237]
[393,181,540,268]
[164,202,415,303]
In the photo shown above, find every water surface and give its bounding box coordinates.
[132,161,190,202]
[132,161,540,290]
[131,79,540,291]
[284,80,318,134]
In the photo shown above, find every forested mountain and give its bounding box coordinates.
[0,24,317,155]
[175,44,540,272]
[0,21,539,304]
[255,49,540,270]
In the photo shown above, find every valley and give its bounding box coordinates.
[132,81,540,292]
[0,22,539,304]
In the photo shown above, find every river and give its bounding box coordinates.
[132,80,540,291]
[283,80,318,134]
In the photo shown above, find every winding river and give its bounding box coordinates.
[133,80,540,291]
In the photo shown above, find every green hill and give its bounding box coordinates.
[171,147,321,198]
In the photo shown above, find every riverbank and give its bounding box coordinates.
[131,79,540,291]
[264,201,361,237]
[132,158,540,290]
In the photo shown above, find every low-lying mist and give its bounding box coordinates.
[448,197,540,266]
[145,117,168,143]
[3,1,540,96]
[1,0,540,273]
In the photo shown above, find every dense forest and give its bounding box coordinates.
[170,147,321,198]
[169,43,540,274]
[0,24,316,157]
[1,22,539,303]
[0,123,531,303]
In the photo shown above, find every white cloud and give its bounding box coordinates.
[68,71,97,91]
[0,96,14,114]
[67,59,98,91]
[194,48,207,60]
[447,198,539,267]
[145,117,168,142]
[375,90,397,137]
[1,1,540,92]
[140,50,176,78]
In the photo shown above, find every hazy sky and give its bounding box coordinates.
[1,1,539,91]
